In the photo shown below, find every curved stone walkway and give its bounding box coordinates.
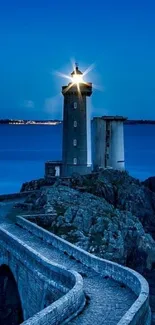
[0,200,136,325]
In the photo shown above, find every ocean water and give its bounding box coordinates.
[0,124,154,194]
[124,124,155,180]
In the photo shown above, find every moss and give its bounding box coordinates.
[53,203,66,216]
[90,233,104,246]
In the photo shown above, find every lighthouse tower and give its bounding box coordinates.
[62,64,92,176]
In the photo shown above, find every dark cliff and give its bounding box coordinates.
[20,170,155,273]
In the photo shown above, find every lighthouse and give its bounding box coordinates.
[45,63,127,180]
[61,64,92,176]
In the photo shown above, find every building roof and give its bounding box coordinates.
[71,64,83,76]
[101,115,127,121]
[102,116,127,121]
[93,116,127,121]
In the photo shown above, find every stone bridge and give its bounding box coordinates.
[0,197,151,325]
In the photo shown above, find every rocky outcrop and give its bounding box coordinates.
[20,178,56,192]
[18,170,155,272]
[20,181,155,274]
[20,177,70,192]
[143,176,155,193]
[18,169,155,323]
[20,178,46,191]
[70,171,155,237]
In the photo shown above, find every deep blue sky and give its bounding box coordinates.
[0,0,155,119]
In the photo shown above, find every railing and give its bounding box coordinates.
[0,225,85,325]
[17,215,151,325]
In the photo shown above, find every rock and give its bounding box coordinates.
[142,176,155,193]
[43,203,57,214]
[19,170,155,320]
[20,178,55,192]
[71,170,155,238]
[14,202,34,211]
[19,180,155,272]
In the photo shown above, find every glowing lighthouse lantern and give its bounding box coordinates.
[71,65,84,84]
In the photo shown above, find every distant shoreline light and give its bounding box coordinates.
[0,120,62,125]
[0,119,155,125]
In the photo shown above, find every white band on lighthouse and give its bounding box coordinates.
[87,98,92,166]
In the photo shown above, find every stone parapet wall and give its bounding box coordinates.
[21,276,84,325]
[0,190,39,201]
[17,215,151,325]
[0,226,85,324]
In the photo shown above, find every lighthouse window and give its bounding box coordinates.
[74,121,77,127]
[73,139,77,146]
[73,158,77,165]
[74,102,77,109]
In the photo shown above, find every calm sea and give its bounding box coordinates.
[0,124,154,194]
